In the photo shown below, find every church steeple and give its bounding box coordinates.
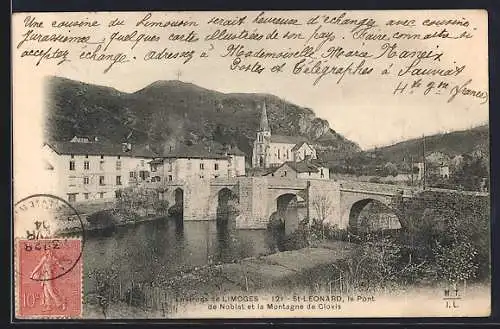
[259,102,270,132]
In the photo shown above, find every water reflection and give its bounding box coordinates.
[83,217,272,283]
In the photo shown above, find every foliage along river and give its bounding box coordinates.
[83,217,273,293]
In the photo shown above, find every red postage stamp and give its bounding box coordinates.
[16,238,82,319]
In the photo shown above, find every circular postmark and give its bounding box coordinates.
[14,194,86,281]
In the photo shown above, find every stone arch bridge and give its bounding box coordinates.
[153,177,487,234]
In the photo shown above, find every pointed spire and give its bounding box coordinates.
[259,101,270,132]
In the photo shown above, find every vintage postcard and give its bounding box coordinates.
[12,10,490,319]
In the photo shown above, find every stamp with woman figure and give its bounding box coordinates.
[14,194,85,319]
[16,239,82,318]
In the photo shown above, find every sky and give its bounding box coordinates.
[12,10,489,150]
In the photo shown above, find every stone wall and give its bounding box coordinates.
[183,179,211,221]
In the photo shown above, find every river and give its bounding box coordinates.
[83,218,274,292]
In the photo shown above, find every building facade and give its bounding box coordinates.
[252,102,317,168]
[149,144,246,182]
[42,137,156,203]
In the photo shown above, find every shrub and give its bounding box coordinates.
[433,240,478,284]
[369,176,382,183]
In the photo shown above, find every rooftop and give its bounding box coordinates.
[268,158,326,174]
[284,160,321,173]
[160,143,246,159]
[270,135,309,145]
[45,141,157,158]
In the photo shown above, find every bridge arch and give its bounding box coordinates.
[167,187,184,220]
[267,193,304,236]
[348,198,402,235]
[215,187,239,228]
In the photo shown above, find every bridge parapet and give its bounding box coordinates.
[338,180,420,195]
[265,176,309,189]
[210,177,239,186]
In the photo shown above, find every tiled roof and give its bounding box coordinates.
[291,141,310,152]
[45,141,157,158]
[160,144,245,159]
[277,160,320,173]
[270,135,308,145]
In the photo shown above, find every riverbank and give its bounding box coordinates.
[83,241,357,318]
[58,208,170,235]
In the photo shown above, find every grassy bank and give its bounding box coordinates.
[83,241,357,318]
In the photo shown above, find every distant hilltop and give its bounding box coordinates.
[367,124,489,163]
[44,76,361,163]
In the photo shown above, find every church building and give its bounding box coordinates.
[252,102,317,168]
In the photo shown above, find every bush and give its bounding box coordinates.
[334,235,402,292]
[433,240,478,284]
[87,209,117,229]
[394,190,490,284]
[153,199,170,216]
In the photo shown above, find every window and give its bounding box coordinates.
[71,154,74,159]
[84,161,89,170]
[277,149,280,159]
[286,150,289,159]
[200,175,204,179]
[200,163,204,170]
[140,160,145,167]
[167,162,173,172]
[68,193,77,202]
[83,176,89,185]
[139,171,148,180]
[118,155,121,159]
[116,176,122,185]
[116,160,121,171]
[309,172,311,176]
[214,175,219,179]
[283,171,287,177]
[115,190,121,198]
[69,160,75,170]
[214,163,219,171]
[168,175,172,181]
[85,155,88,158]
[130,171,135,178]
[68,176,76,186]
[320,168,324,178]
[84,193,89,200]
[99,192,105,199]
[99,161,104,171]
[99,176,105,185]
[101,155,104,159]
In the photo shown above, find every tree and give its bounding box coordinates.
[311,193,335,240]
[383,162,398,177]
[451,154,489,191]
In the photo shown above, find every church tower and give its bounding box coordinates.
[252,102,271,168]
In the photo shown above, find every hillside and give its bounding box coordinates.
[370,125,489,163]
[45,76,361,161]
